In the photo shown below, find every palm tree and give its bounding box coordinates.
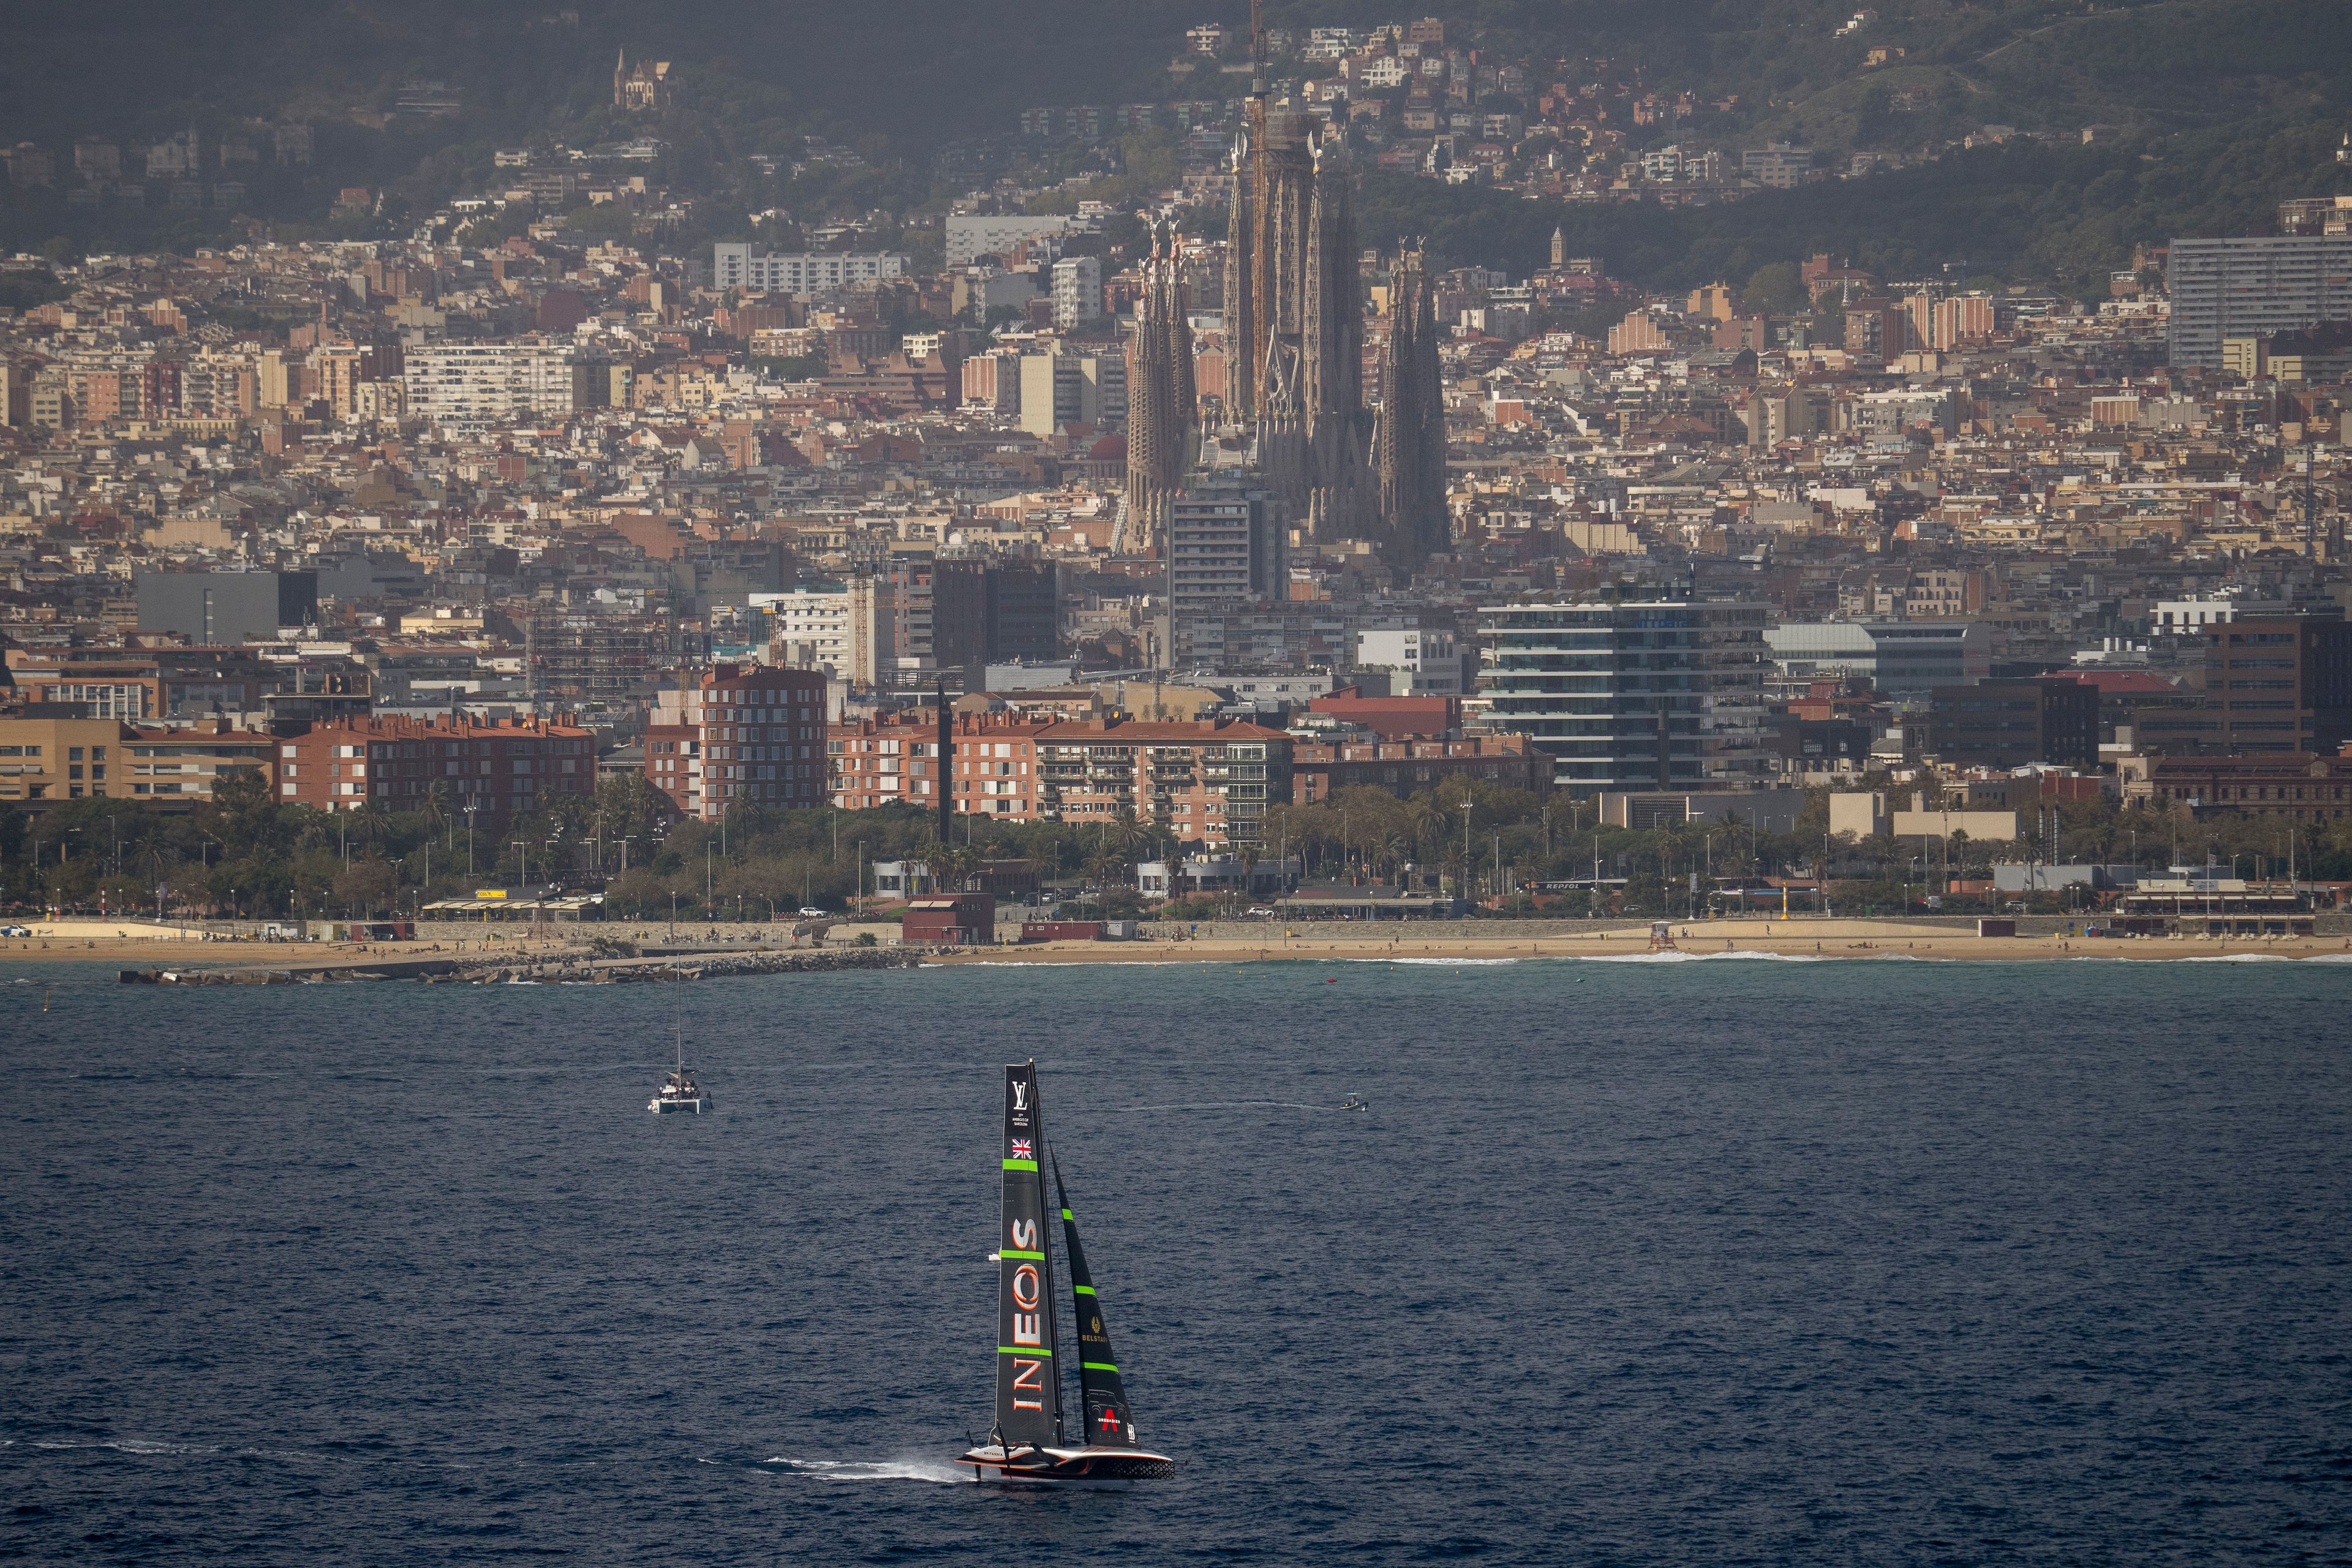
[1376,832,1409,887]
[1408,796,1450,863]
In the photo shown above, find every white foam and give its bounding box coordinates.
[1581,948,1831,963]
[1104,1099,1336,1114]
[1339,956,1525,967]
[764,1456,970,1484]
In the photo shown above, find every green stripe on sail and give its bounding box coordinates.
[1071,1284,1096,1295]
[1002,1158,1038,1171]
[999,1249,1044,1260]
[996,1346,1052,1356]
[1082,1362,1119,1373]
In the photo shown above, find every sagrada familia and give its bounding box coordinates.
[1122,94,1447,577]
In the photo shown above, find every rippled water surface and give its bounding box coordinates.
[5,957,2351,1564]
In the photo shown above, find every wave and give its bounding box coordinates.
[763,1455,969,1484]
[1581,949,1833,963]
[2175,952,2295,963]
[1338,956,1525,967]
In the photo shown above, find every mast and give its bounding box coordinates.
[1052,1150,1140,1449]
[992,1061,1062,1449]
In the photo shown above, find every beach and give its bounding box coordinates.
[934,918,2352,965]
[9,916,2350,971]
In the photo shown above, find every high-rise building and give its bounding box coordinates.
[1166,475,1284,665]
[2135,617,2352,755]
[982,562,1060,663]
[2166,236,2352,369]
[1478,600,1769,796]
[1050,255,1103,329]
[643,662,829,820]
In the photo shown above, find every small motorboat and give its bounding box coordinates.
[1340,1095,1369,1113]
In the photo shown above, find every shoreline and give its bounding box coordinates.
[934,925,2352,965]
[5,916,2349,973]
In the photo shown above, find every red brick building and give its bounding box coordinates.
[827,711,1292,846]
[643,662,829,820]
[1291,733,1550,805]
[2138,745,2352,821]
[276,714,594,830]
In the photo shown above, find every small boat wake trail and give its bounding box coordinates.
[1101,1098,1338,1114]
[763,1455,970,1484]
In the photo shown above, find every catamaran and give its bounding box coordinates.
[647,964,710,1114]
[958,1061,1174,1487]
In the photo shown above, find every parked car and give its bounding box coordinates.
[796,906,829,919]
[1245,906,1276,919]
[0,924,31,937]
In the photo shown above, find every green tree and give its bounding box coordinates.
[1742,260,1806,315]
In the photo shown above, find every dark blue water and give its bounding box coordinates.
[6,955,2352,1564]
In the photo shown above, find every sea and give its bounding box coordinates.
[5,954,2351,1564]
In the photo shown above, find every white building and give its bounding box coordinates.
[401,340,602,432]
[709,246,908,293]
[751,579,899,686]
[1050,255,1104,330]
[944,213,1099,267]
[1357,628,1469,695]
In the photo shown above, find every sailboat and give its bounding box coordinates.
[958,1061,1174,1487]
[646,964,710,1114]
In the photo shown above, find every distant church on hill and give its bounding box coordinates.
[613,51,672,114]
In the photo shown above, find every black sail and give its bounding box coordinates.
[992,1062,1061,1449]
[1052,1152,1139,1449]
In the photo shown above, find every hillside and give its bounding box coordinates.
[1,0,2346,297]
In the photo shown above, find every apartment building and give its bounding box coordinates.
[709,246,908,293]
[828,712,1291,845]
[402,339,606,431]
[1478,600,1770,796]
[642,661,829,820]
[277,714,594,828]
[1050,255,1103,330]
[2166,236,2352,369]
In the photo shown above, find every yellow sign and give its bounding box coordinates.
[475,889,508,899]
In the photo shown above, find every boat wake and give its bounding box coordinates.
[764,1455,969,1484]
[1102,1098,1343,1114]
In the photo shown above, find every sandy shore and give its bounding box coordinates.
[935,919,2352,966]
[6,918,2347,971]
[0,934,591,969]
